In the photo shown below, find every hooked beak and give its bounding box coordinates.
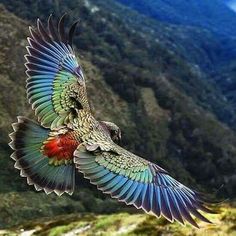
[117,130,122,144]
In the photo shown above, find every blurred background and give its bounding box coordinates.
[0,0,236,235]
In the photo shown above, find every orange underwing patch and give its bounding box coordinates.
[41,132,79,165]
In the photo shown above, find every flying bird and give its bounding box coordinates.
[9,14,214,228]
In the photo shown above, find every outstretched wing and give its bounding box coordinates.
[74,143,213,228]
[25,14,90,129]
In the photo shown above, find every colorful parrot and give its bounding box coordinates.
[9,14,214,228]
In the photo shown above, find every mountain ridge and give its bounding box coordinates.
[112,0,236,126]
[115,0,236,37]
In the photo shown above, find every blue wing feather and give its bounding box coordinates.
[75,146,214,228]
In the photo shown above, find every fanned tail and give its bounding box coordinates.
[9,116,75,196]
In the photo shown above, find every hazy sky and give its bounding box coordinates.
[227,0,236,12]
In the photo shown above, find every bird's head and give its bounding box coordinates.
[100,121,121,144]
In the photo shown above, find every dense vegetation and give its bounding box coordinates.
[115,0,236,37]
[0,0,235,230]
[111,0,236,125]
[212,60,236,110]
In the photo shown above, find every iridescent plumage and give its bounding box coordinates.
[9,15,215,228]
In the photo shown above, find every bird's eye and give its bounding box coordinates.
[110,130,117,136]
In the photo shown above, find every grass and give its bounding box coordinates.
[0,204,235,236]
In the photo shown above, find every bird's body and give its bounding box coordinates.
[41,109,113,164]
[9,14,215,228]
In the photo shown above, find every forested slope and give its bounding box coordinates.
[0,0,235,228]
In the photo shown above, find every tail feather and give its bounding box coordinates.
[9,116,75,196]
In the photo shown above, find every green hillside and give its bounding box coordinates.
[1,205,236,235]
[115,0,236,37]
[0,0,235,231]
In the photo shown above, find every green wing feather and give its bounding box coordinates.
[25,15,90,129]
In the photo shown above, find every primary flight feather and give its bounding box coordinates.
[9,14,214,228]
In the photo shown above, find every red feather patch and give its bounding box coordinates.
[42,132,79,163]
